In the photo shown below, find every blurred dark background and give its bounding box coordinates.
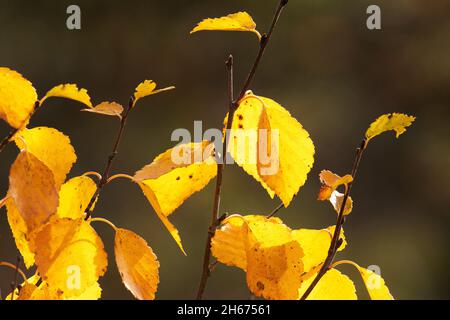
[1,0,449,299]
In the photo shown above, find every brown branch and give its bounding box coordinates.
[196,0,289,300]
[196,55,235,300]
[84,97,133,220]
[300,139,367,300]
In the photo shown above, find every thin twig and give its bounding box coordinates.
[84,97,134,220]
[196,0,289,300]
[236,0,289,103]
[300,139,367,300]
[267,201,284,218]
[196,55,234,300]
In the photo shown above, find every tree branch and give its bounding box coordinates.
[84,97,133,220]
[196,0,289,299]
[300,139,367,300]
[196,55,234,300]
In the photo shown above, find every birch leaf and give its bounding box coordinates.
[40,84,92,108]
[132,80,175,107]
[56,176,97,219]
[82,101,123,118]
[365,113,415,142]
[0,67,37,129]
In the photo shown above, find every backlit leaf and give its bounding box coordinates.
[228,93,315,207]
[298,268,357,300]
[132,80,175,107]
[8,151,59,231]
[365,113,415,142]
[5,198,35,268]
[15,127,77,188]
[40,83,93,108]
[82,101,123,118]
[56,176,97,219]
[0,67,37,128]
[32,218,108,298]
[190,12,261,41]
[115,228,160,300]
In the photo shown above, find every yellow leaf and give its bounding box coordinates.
[298,268,357,300]
[228,94,315,206]
[211,215,248,270]
[15,127,77,188]
[8,151,59,231]
[40,83,93,108]
[32,218,108,298]
[365,113,415,142]
[66,282,102,300]
[138,182,186,255]
[114,228,160,300]
[245,217,304,300]
[326,225,347,252]
[333,260,394,300]
[133,80,175,107]
[190,12,261,41]
[82,101,123,118]
[5,198,35,268]
[0,67,37,129]
[56,176,97,219]
[291,228,332,273]
[134,141,217,216]
[16,281,63,300]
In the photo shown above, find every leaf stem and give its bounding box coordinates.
[89,217,118,232]
[84,97,134,220]
[267,201,284,218]
[300,138,367,300]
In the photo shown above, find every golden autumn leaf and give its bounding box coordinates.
[298,268,357,300]
[5,198,35,268]
[114,228,160,300]
[0,67,37,129]
[329,190,353,215]
[56,176,97,219]
[81,101,124,118]
[40,83,93,108]
[365,113,415,142]
[134,141,217,254]
[333,260,394,300]
[8,151,59,231]
[245,217,304,300]
[317,170,353,215]
[228,93,315,207]
[11,276,63,300]
[190,12,261,41]
[66,282,102,300]
[211,215,248,270]
[132,80,175,107]
[32,218,108,298]
[15,127,77,188]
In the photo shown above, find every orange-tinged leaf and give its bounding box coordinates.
[32,218,108,298]
[134,141,217,216]
[115,228,160,300]
[298,268,357,300]
[190,12,261,41]
[132,80,175,107]
[15,127,77,188]
[66,281,102,300]
[5,198,35,268]
[81,101,123,118]
[245,217,304,300]
[0,67,37,129]
[40,83,92,108]
[317,170,353,215]
[229,94,315,206]
[56,176,97,219]
[365,113,415,141]
[8,151,59,231]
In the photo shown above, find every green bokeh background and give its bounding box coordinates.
[1,0,449,299]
